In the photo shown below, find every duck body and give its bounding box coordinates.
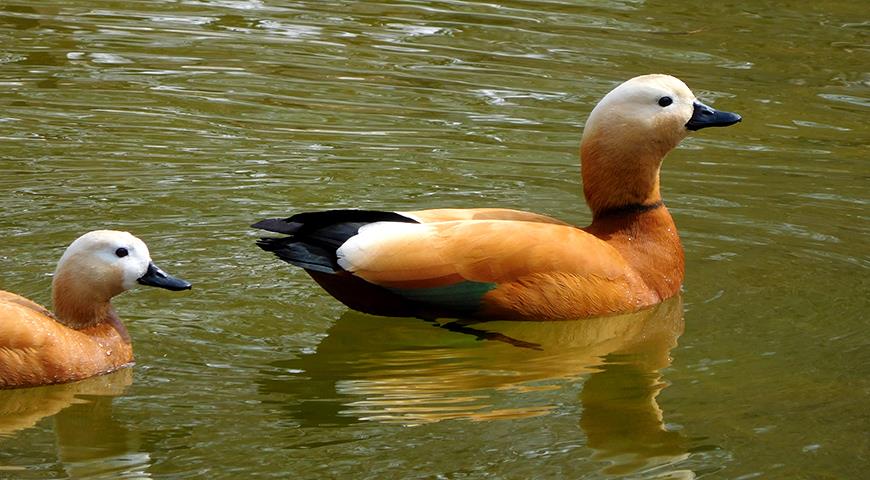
[254,75,740,321]
[0,231,190,389]
[255,205,679,321]
[0,293,133,388]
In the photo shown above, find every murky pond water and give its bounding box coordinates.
[0,1,867,478]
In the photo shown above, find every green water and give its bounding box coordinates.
[0,1,867,478]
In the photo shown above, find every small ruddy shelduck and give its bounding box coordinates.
[253,74,741,321]
[0,231,191,389]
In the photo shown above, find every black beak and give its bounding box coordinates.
[137,262,192,291]
[686,100,742,131]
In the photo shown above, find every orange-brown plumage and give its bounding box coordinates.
[0,231,190,389]
[254,74,740,320]
[0,296,134,389]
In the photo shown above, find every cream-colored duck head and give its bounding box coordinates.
[51,230,190,328]
[580,74,741,215]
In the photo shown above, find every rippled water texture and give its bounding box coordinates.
[0,1,867,479]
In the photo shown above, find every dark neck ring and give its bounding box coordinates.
[594,201,664,219]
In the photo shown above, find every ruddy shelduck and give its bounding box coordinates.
[253,74,741,321]
[0,231,191,389]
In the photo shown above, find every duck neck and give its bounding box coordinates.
[51,271,130,342]
[580,138,666,217]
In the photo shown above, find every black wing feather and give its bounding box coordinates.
[253,209,418,274]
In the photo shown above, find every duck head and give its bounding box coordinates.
[52,230,191,328]
[580,74,741,216]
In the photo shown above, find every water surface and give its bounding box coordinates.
[0,1,867,478]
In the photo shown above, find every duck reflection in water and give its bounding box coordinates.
[0,369,153,478]
[258,296,688,473]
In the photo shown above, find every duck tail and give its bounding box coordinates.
[252,210,418,274]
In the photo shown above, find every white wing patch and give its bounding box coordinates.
[336,222,433,273]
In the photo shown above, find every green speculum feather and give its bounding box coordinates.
[386,281,497,314]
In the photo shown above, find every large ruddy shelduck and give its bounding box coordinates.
[0,231,190,389]
[254,74,741,321]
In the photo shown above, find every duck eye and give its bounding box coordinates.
[115,247,129,258]
[658,96,673,107]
